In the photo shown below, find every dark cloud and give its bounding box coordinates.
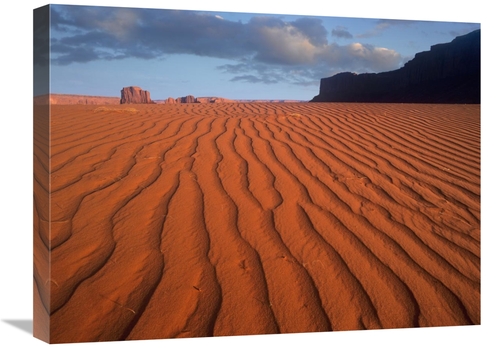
[34,8,50,68]
[331,26,353,39]
[52,46,101,65]
[219,60,321,87]
[217,62,254,75]
[230,75,280,84]
[51,6,247,63]
[50,5,403,84]
[290,17,328,46]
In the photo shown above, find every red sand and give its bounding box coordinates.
[34,103,480,343]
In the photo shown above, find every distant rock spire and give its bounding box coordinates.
[120,86,153,104]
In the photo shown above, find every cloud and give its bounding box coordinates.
[34,8,51,67]
[331,26,353,39]
[290,17,328,46]
[51,6,247,63]
[51,45,101,65]
[50,5,403,84]
[230,75,280,84]
[246,17,322,65]
[344,43,402,71]
[357,19,412,38]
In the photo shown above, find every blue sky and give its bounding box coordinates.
[44,4,479,101]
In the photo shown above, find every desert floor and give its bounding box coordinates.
[34,102,480,343]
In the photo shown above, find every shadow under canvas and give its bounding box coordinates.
[3,319,33,335]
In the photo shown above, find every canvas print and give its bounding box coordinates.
[33,4,480,344]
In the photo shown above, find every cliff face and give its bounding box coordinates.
[311,29,480,103]
[120,86,153,104]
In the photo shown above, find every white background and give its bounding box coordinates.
[1,1,497,347]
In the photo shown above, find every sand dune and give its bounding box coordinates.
[33,102,480,343]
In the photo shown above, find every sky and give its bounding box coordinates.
[39,4,480,101]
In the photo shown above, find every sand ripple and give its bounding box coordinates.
[33,103,480,343]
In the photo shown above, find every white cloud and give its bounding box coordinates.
[318,42,402,73]
[253,25,321,65]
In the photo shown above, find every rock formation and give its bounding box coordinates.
[165,95,236,104]
[174,95,196,104]
[311,29,480,104]
[196,97,235,103]
[120,86,153,104]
